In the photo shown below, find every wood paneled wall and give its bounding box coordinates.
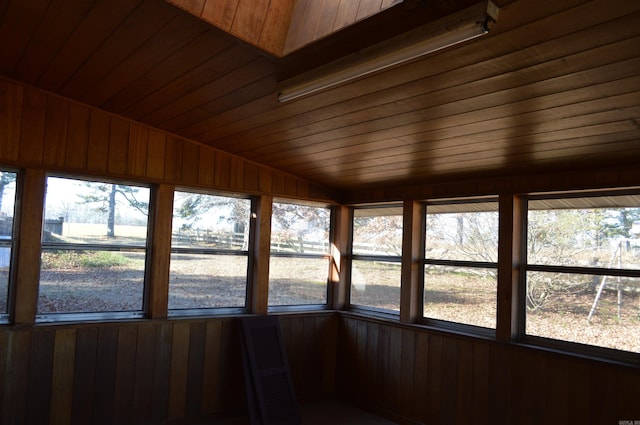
[337,314,640,425]
[0,313,336,425]
[164,0,403,57]
[0,77,336,202]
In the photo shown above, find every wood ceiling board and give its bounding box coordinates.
[12,0,94,85]
[280,120,640,176]
[231,75,640,168]
[101,29,233,112]
[262,92,640,177]
[58,0,179,100]
[0,0,50,75]
[143,57,275,129]
[300,130,640,182]
[121,44,257,121]
[199,3,640,152]
[165,75,276,132]
[82,12,211,106]
[36,0,144,91]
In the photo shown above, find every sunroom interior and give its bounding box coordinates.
[1,0,639,424]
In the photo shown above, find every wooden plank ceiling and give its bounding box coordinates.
[0,0,639,198]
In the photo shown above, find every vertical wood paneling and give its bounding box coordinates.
[412,332,429,420]
[168,322,190,419]
[198,147,215,186]
[185,323,206,417]
[201,320,222,414]
[65,103,90,170]
[151,323,173,422]
[2,330,31,425]
[128,124,148,177]
[71,327,98,425]
[86,110,110,173]
[18,87,46,164]
[43,96,69,167]
[200,0,238,31]
[0,80,23,161]
[25,329,54,425]
[146,129,166,179]
[133,324,157,422]
[163,136,183,181]
[92,326,118,425]
[231,0,269,45]
[107,118,130,175]
[49,329,76,425]
[112,325,137,423]
[180,142,200,184]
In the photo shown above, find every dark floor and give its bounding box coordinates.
[200,399,398,425]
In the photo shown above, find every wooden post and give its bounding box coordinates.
[496,194,524,342]
[400,200,424,324]
[146,184,174,319]
[11,168,46,324]
[248,195,272,314]
[328,205,352,310]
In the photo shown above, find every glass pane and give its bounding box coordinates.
[271,202,330,254]
[43,177,150,246]
[172,192,250,251]
[423,265,497,328]
[38,250,146,314]
[353,207,403,256]
[426,205,498,262]
[0,170,17,315]
[0,247,9,314]
[528,198,640,269]
[526,271,640,353]
[268,256,328,306]
[169,253,247,309]
[350,259,400,312]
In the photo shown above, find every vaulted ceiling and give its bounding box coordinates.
[1,0,639,196]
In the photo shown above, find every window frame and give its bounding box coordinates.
[348,203,403,316]
[36,174,152,323]
[519,189,640,363]
[420,197,499,336]
[0,168,18,324]
[267,199,332,312]
[167,189,252,317]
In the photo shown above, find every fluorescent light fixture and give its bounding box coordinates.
[277,1,499,102]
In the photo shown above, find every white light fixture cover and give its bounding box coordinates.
[277,1,499,102]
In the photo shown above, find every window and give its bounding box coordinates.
[169,191,250,313]
[0,170,17,321]
[350,205,402,313]
[423,200,498,330]
[38,176,150,321]
[525,192,640,354]
[268,201,330,308]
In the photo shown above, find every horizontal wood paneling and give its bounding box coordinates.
[0,313,336,425]
[0,77,337,202]
[336,315,640,425]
